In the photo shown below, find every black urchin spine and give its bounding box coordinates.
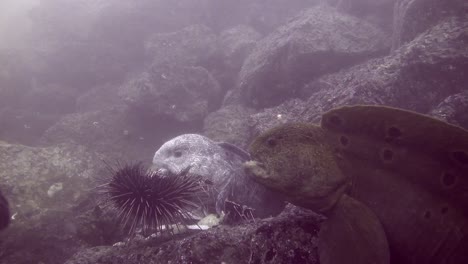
[100,162,205,235]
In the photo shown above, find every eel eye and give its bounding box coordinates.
[267,138,277,147]
[174,151,183,158]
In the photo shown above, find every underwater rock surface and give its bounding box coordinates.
[216,25,262,92]
[120,63,221,124]
[302,16,468,117]
[0,141,109,263]
[145,24,218,68]
[429,90,468,129]
[203,104,255,149]
[75,83,125,113]
[39,107,188,162]
[64,206,321,264]
[218,25,262,72]
[392,0,466,48]
[0,1,467,263]
[328,0,397,32]
[237,4,389,108]
[249,15,468,135]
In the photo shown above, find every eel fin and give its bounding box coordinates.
[318,194,390,264]
[217,141,251,161]
[321,105,468,262]
[321,104,468,211]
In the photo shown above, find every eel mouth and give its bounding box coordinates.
[149,162,194,178]
[243,160,270,180]
[148,165,170,177]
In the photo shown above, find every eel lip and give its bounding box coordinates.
[148,165,169,177]
[243,160,268,179]
[243,160,265,169]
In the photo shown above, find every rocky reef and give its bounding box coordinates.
[0,0,466,263]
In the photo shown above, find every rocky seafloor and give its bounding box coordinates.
[0,0,467,263]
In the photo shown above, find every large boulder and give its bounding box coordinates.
[0,141,113,264]
[0,108,59,146]
[75,84,124,113]
[219,25,262,71]
[205,0,319,34]
[250,15,468,134]
[300,16,468,121]
[0,208,121,264]
[19,83,78,115]
[203,105,255,149]
[39,107,177,162]
[64,206,321,264]
[42,62,219,162]
[0,142,102,215]
[145,24,218,68]
[327,0,397,32]
[119,63,221,124]
[0,63,78,146]
[392,0,466,48]
[248,99,310,136]
[237,5,389,108]
[215,25,262,91]
[0,50,31,108]
[429,90,468,130]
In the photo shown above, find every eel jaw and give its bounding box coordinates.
[243,160,270,180]
[148,165,170,177]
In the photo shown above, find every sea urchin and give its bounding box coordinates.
[99,162,205,234]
